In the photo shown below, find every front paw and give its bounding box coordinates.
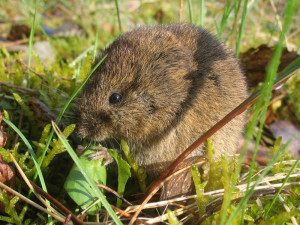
[88,146,114,166]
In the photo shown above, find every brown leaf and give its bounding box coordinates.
[269,120,300,158]
[160,156,205,201]
[237,137,271,166]
[244,143,270,166]
[240,45,299,88]
[0,113,7,148]
[0,154,16,212]
[7,24,31,41]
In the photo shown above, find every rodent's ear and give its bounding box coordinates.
[138,91,157,114]
[109,92,123,104]
[156,52,166,60]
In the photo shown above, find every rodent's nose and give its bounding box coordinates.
[75,125,88,139]
[75,117,95,139]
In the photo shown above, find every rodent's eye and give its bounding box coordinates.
[109,92,123,104]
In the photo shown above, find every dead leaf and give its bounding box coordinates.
[160,156,205,201]
[0,154,16,212]
[0,113,7,148]
[237,137,271,166]
[240,45,299,88]
[269,120,300,158]
[7,24,31,41]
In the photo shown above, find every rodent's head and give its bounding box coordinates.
[76,27,194,145]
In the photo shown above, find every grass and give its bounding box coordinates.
[188,0,194,23]
[0,0,300,224]
[114,0,122,33]
[235,0,248,58]
[3,117,46,191]
[52,121,122,225]
[222,1,298,224]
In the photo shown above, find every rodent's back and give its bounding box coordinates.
[76,23,248,177]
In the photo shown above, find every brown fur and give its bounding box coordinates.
[76,23,248,178]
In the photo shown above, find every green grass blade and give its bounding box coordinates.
[69,46,94,68]
[235,0,248,58]
[245,0,297,194]
[226,135,299,224]
[222,0,297,224]
[199,0,204,26]
[277,56,300,78]
[114,0,122,32]
[188,0,194,23]
[3,118,47,192]
[93,31,99,61]
[52,122,123,225]
[28,0,38,69]
[218,0,233,37]
[265,154,300,217]
[33,55,107,182]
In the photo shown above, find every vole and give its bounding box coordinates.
[76,23,248,185]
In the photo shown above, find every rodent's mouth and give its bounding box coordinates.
[80,133,109,143]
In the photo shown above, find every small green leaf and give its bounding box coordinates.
[53,122,121,224]
[34,124,51,158]
[64,149,107,215]
[206,138,223,191]
[121,139,146,192]
[167,209,183,225]
[191,165,210,217]
[12,93,34,123]
[108,149,131,207]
